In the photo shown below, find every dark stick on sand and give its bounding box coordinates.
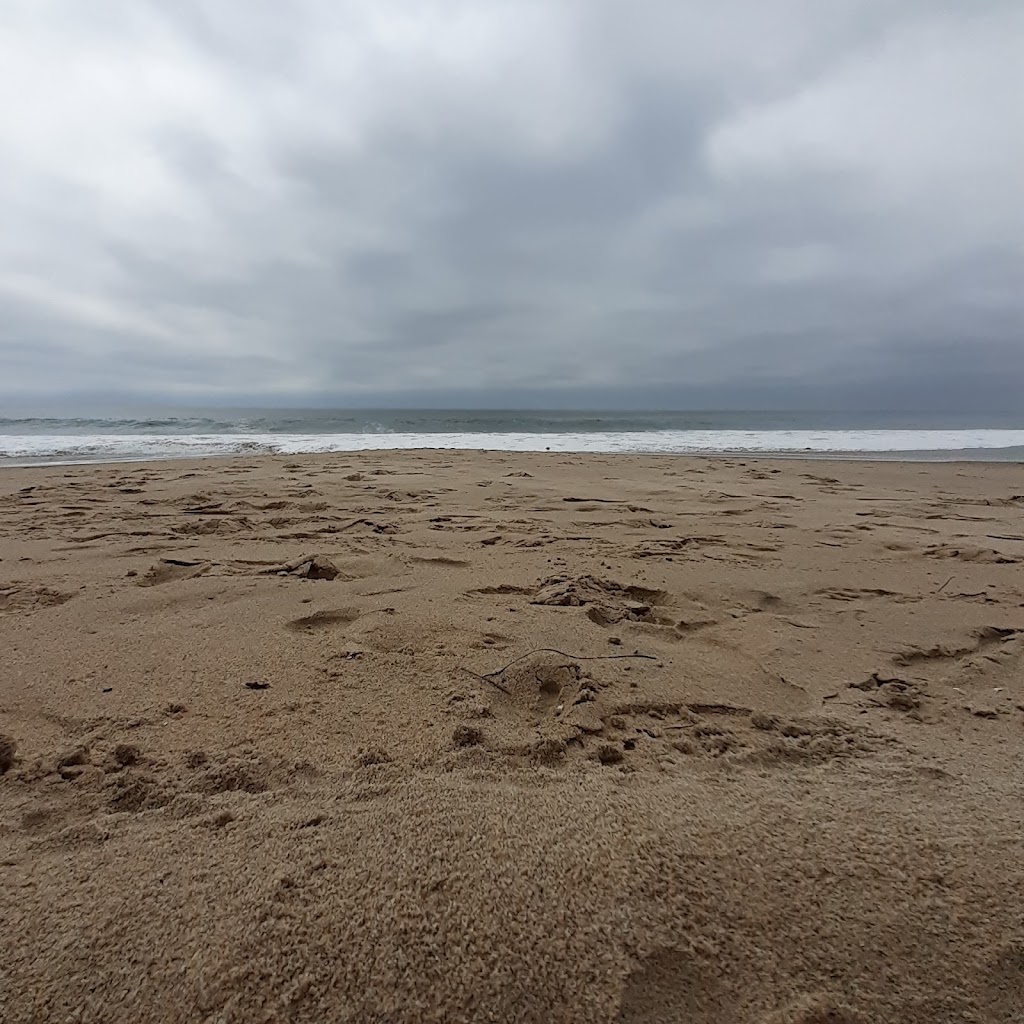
[460,648,656,696]
[487,647,656,678]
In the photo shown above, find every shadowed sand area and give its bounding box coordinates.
[2,451,1024,1023]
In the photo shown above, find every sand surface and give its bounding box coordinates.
[1,451,1023,1023]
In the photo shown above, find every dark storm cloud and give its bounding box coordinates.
[0,0,1021,409]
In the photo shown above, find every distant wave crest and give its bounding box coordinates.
[2,429,1023,464]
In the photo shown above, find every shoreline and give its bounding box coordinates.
[2,444,1022,470]
[2,424,1022,468]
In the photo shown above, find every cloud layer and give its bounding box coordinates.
[1,0,1021,408]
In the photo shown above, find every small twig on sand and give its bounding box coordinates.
[459,648,656,697]
[458,667,512,695]
[937,576,955,594]
[483,647,657,679]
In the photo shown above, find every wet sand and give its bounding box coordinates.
[1,450,1023,1023]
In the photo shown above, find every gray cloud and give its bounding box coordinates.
[1,0,1021,409]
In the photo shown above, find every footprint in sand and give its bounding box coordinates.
[0,583,76,613]
[285,608,361,633]
[136,559,213,587]
[924,543,1020,564]
[618,951,866,1024]
[616,947,734,1023]
[977,940,1024,1022]
[760,994,867,1023]
[409,555,471,567]
[468,631,514,650]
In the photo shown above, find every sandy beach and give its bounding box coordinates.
[1,450,1023,1023]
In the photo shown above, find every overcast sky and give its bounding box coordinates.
[1,0,1021,411]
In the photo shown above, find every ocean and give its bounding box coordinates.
[1,409,1022,465]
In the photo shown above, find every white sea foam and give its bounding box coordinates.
[2,429,1024,464]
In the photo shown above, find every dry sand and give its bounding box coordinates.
[1,450,1023,1023]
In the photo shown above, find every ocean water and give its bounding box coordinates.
[0,409,1022,464]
